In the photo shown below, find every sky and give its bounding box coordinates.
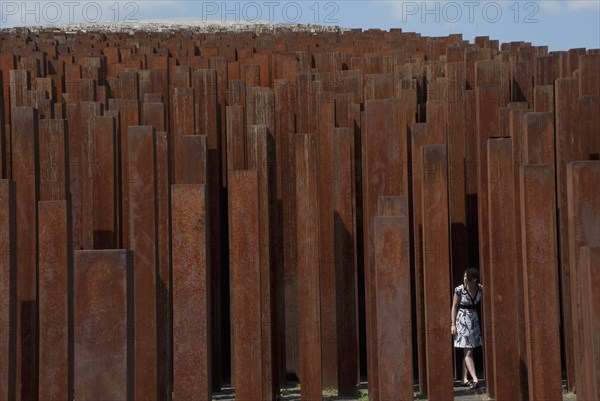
[0,0,598,51]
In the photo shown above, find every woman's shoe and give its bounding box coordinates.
[461,380,472,387]
[469,381,479,389]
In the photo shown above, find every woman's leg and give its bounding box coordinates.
[464,348,478,383]
[462,357,468,383]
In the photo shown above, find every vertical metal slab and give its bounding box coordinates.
[74,250,133,401]
[373,216,413,401]
[475,60,509,398]
[554,77,580,389]
[228,170,264,401]
[421,145,453,401]
[226,106,246,171]
[577,246,600,401]
[363,99,405,400]
[377,196,408,217]
[519,165,562,401]
[171,184,211,400]
[523,112,554,165]
[0,180,16,401]
[333,127,359,396]
[533,85,553,113]
[154,130,171,399]
[142,102,166,132]
[173,135,207,185]
[578,54,600,97]
[11,107,39,401]
[487,138,522,401]
[295,134,323,400]
[128,126,161,400]
[79,101,103,250]
[39,119,68,201]
[38,201,72,401]
[112,99,139,249]
[315,91,338,389]
[567,161,600,398]
[275,80,299,378]
[445,62,469,287]
[91,115,117,249]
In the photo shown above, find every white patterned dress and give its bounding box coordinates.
[453,283,483,348]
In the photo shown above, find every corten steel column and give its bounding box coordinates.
[91,115,117,248]
[519,165,563,401]
[208,56,229,186]
[11,107,39,401]
[193,69,222,389]
[523,111,554,165]
[9,70,29,108]
[316,91,339,389]
[333,127,359,396]
[128,126,166,400]
[378,196,408,217]
[112,99,139,249]
[226,106,247,171]
[39,119,69,201]
[228,169,264,401]
[295,134,323,401]
[364,74,393,100]
[534,56,558,87]
[65,103,83,249]
[255,89,286,385]
[408,122,433,396]
[567,161,600,398]
[445,62,469,288]
[38,201,72,401]
[296,74,315,135]
[79,101,104,249]
[154,131,171,399]
[577,246,600,401]
[578,96,600,160]
[373,216,413,401]
[74,250,133,401]
[250,125,279,398]
[363,100,406,401]
[173,135,207,185]
[475,60,509,398]
[171,184,211,400]
[0,180,16,401]
[533,86,553,113]
[421,145,453,401]
[170,87,194,137]
[578,54,600,97]
[275,80,299,378]
[143,102,166,132]
[120,70,139,101]
[227,79,247,105]
[487,138,522,401]
[169,87,194,171]
[511,60,533,106]
[464,89,478,270]
[554,77,580,390]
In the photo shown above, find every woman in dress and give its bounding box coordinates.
[451,268,483,389]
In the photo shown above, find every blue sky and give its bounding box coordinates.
[1,1,598,51]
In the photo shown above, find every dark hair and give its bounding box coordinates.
[465,268,479,283]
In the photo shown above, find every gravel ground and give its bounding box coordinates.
[210,380,577,400]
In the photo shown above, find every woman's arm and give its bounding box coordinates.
[451,293,459,335]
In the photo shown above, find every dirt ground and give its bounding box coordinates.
[211,380,577,400]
